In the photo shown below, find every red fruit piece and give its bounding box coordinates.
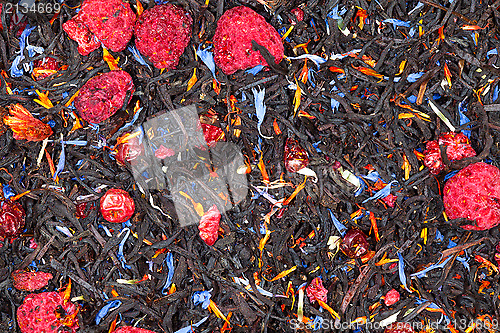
[340,229,370,259]
[201,123,224,147]
[62,17,100,56]
[134,4,192,69]
[384,289,400,306]
[12,270,53,291]
[0,199,25,238]
[290,8,304,23]
[76,202,90,219]
[155,145,175,159]
[114,327,157,333]
[198,205,221,246]
[306,277,328,304]
[4,104,53,141]
[213,6,284,74]
[100,189,135,223]
[74,70,135,123]
[284,138,309,173]
[17,291,79,333]
[115,135,144,166]
[33,57,60,80]
[443,162,500,230]
[423,132,476,174]
[384,322,415,333]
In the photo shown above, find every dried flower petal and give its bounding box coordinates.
[3,104,53,141]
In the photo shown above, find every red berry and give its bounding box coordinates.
[340,229,370,259]
[383,194,397,207]
[201,123,224,147]
[0,200,25,238]
[100,189,135,223]
[115,135,144,166]
[75,202,90,219]
[134,4,192,69]
[290,8,304,23]
[443,162,500,230]
[114,327,157,333]
[423,132,476,174]
[384,289,400,306]
[17,291,79,333]
[11,270,53,291]
[306,277,328,304]
[198,205,221,246]
[155,145,175,159]
[33,57,60,80]
[213,6,284,74]
[62,17,100,56]
[284,138,309,173]
[384,322,415,333]
[74,70,135,124]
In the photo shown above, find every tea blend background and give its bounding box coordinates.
[1,0,500,332]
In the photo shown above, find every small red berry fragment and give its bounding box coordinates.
[423,132,476,174]
[115,134,144,166]
[443,162,500,230]
[0,199,25,238]
[384,289,400,306]
[33,57,60,80]
[100,189,135,223]
[74,70,135,123]
[114,327,157,333]
[291,8,304,23]
[17,291,79,333]
[306,277,328,304]
[340,229,370,259]
[383,194,397,207]
[198,205,221,246]
[213,6,284,74]
[201,123,224,147]
[384,322,415,333]
[62,17,100,56]
[75,202,90,219]
[284,138,309,173]
[155,145,175,159]
[134,4,192,69]
[12,270,53,291]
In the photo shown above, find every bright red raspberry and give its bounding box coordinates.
[423,132,476,174]
[0,200,25,238]
[12,270,53,291]
[134,4,192,69]
[74,70,135,124]
[100,189,135,223]
[114,327,157,333]
[198,205,221,246]
[384,322,415,333]
[443,162,500,230]
[33,57,60,80]
[306,277,328,304]
[201,123,224,147]
[213,6,284,74]
[384,289,400,306]
[62,17,100,56]
[291,8,304,23]
[284,138,309,173]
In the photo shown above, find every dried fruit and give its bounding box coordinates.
[134,4,192,69]
[198,204,221,246]
[115,135,144,166]
[340,229,370,259]
[155,145,175,159]
[443,162,500,230]
[0,199,25,238]
[3,104,53,141]
[12,270,53,291]
[17,289,79,333]
[306,277,328,304]
[201,123,224,147]
[100,188,135,223]
[74,70,135,124]
[213,6,284,74]
[284,138,309,173]
[63,0,135,54]
[114,327,157,333]
[423,132,476,174]
[384,289,400,306]
[384,322,415,333]
[33,57,60,80]
[290,8,304,23]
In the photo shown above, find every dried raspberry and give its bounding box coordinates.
[306,277,328,304]
[340,229,370,259]
[74,70,135,123]
[384,322,415,333]
[383,194,397,207]
[201,123,224,147]
[423,132,476,174]
[290,8,304,23]
[384,289,400,306]
[100,189,135,223]
[0,200,25,238]
[33,57,60,80]
[213,6,284,74]
[443,162,500,230]
[284,138,309,173]
[155,145,175,159]
[63,17,100,56]
[114,327,157,333]
[17,291,79,333]
[198,205,221,246]
[12,270,53,291]
[134,4,192,69]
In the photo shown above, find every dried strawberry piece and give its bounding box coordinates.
[115,135,144,166]
[12,270,53,291]
[3,104,53,141]
[384,322,415,333]
[284,138,309,173]
[62,17,100,56]
[17,291,79,333]
[201,123,224,147]
[100,189,135,223]
[155,145,175,159]
[74,70,135,124]
[443,162,500,230]
[198,205,221,246]
[290,8,304,23]
[134,4,193,69]
[213,6,284,74]
[383,194,397,207]
[340,229,370,259]
[0,199,25,238]
[306,277,328,304]
[423,132,476,174]
[384,289,400,306]
[114,327,157,333]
